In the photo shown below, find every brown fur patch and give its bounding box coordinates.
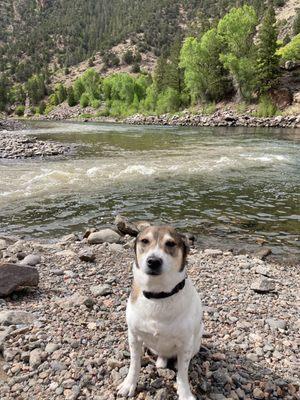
[130,281,141,303]
[135,225,189,271]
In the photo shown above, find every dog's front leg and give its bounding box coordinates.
[117,330,142,397]
[176,345,195,400]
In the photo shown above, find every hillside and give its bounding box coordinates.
[0,0,271,84]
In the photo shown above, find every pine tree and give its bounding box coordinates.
[257,1,280,94]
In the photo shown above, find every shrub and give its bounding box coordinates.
[38,101,46,114]
[49,93,59,106]
[91,99,100,109]
[15,105,25,116]
[277,34,300,61]
[80,93,90,108]
[67,87,77,107]
[122,50,134,65]
[255,95,278,117]
[156,88,181,114]
[131,63,141,73]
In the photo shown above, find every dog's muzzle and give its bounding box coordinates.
[146,256,163,275]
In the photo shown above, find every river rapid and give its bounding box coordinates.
[0,121,299,262]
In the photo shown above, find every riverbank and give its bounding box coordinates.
[125,111,300,129]
[0,119,73,159]
[0,226,299,399]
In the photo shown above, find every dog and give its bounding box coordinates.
[118,225,203,400]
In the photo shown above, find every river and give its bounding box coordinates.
[0,121,299,262]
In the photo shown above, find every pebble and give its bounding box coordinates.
[20,254,41,266]
[266,318,287,330]
[250,277,275,293]
[90,284,112,297]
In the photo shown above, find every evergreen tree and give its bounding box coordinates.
[256,1,280,94]
[293,9,300,36]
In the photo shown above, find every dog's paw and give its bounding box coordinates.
[156,356,168,369]
[117,379,136,397]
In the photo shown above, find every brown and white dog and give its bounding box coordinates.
[118,225,203,400]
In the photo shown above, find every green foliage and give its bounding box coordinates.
[103,51,120,68]
[38,101,46,115]
[255,95,278,117]
[49,93,59,106]
[277,34,300,61]
[0,76,9,111]
[156,88,181,114]
[91,99,101,109]
[67,87,77,107]
[256,3,280,94]
[180,30,230,103]
[80,93,90,108]
[15,105,25,116]
[217,5,258,100]
[122,50,134,65]
[201,102,216,115]
[26,74,47,105]
[9,84,26,105]
[81,68,101,100]
[55,83,67,103]
[131,63,141,73]
[293,9,300,36]
[73,78,85,102]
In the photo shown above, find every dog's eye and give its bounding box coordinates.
[165,241,176,248]
[141,238,149,244]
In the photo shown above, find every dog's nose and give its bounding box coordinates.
[147,256,162,270]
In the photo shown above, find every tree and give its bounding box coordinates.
[73,78,85,102]
[26,74,46,105]
[293,9,300,36]
[180,30,230,102]
[55,83,67,103]
[217,5,258,100]
[256,1,280,94]
[122,50,134,65]
[0,76,9,111]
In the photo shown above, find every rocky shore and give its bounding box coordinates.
[0,120,73,159]
[125,112,300,129]
[0,221,299,400]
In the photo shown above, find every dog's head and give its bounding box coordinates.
[134,225,189,277]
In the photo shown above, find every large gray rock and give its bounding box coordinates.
[0,263,39,297]
[88,229,121,244]
[114,215,139,237]
[0,310,35,325]
[266,318,287,331]
[90,284,112,297]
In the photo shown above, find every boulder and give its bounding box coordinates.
[0,263,39,297]
[90,284,112,297]
[87,229,121,244]
[79,248,95,262]
[266,318,287,331]
[114,215,139,237]
[255,248,272,260]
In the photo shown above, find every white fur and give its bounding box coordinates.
[118,262,203,400]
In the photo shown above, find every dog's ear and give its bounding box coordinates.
[180,233,190,256]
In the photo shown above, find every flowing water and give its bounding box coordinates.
[0,121,299,262]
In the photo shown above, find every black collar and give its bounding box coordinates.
[143,278,186,300]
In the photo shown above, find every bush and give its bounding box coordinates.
[15,105,25,116]
[277,34,300,61]
[255,96,278,117]
[91,99,100,109]
[80,93,90,108]
[156,88,181,114]
[122,50,134,65]
[38,101,46,115]
[131,63,141,73]
[67,87,77,107]
[49,93,59,106]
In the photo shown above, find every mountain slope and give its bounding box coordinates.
[0,0,269,83]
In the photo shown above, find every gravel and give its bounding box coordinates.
[0,131,72,159]
[0,235,299,399]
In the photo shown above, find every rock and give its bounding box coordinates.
[90,284,112,297]
[0,263,39,297]
[115,215,139,237]
[251,277,275,293]
[88,229,121,244]
[79,248,95,262]
[20,254,41,266]
[204,249,223,257]
[154,388,169,400]
[253,387,264,399]
[45,343,60,354]
[254,265,271,276]
[255,248,272,260]
[0,239,7,250]
[29,348,42,368]
[108,243,123,252]
[246,353,259,362]
[0,310,35,325]
[55,294,95,309]
[266,318,287,331]
[83,228,97,239]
